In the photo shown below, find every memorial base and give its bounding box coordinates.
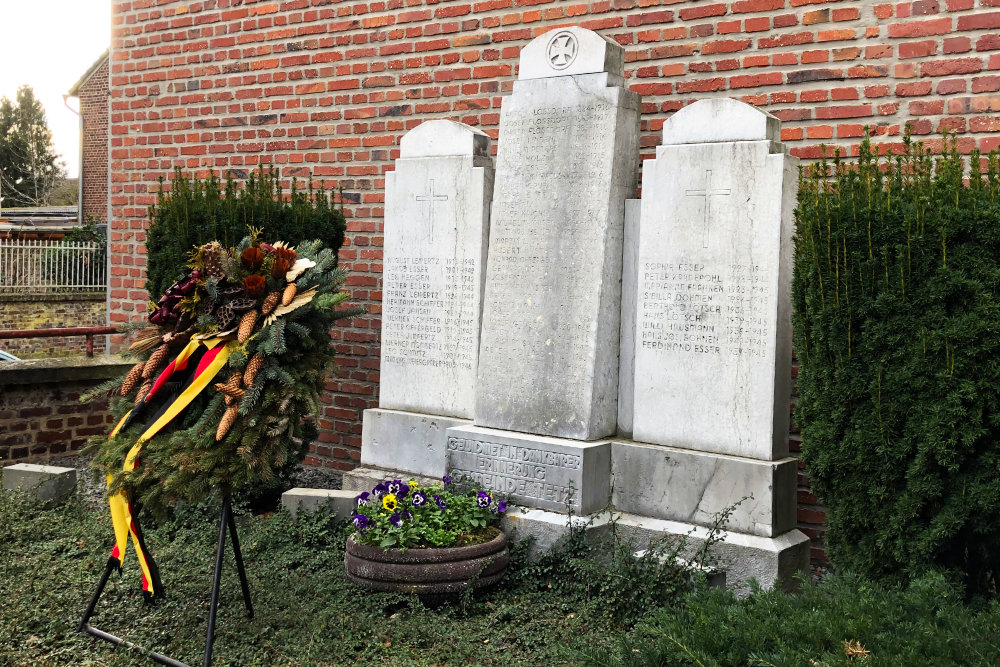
[611,440,798,537]
[361,408,471,479]
[446,425,612,515]
[500,507,808,596]
[342,466,442,493]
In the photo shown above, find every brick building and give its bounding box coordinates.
[69,50,111,224]
[109,0,1000,560]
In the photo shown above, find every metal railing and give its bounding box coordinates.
[0,326,120,357]
[0,238,107,294]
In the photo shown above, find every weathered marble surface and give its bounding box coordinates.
[611,439,797,537]
[2,463,76,505]
[380,120,494,419]
[360,408,470,478]
[475,27,640,441]
[446,424,612,514]
[631,99,796,460]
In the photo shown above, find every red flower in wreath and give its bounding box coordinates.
[240,247,264,271]
[243,274,267,298]
[271,247,297,279]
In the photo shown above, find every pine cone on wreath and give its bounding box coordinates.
[135,379,154,405]
[281,283,297,306]
[261,290,280,315]
[143,344,171,379]
[216,404,239,441]
[121,362,145,396]
[243,353,264,387]
[238,310,259,344]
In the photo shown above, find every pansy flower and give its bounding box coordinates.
[434,494,447,509]
[352,513,370,532]
[382,493,398,512]
[493,499,508,514]
[355,491,371,508]
[442,475,452,485]
[402,510,412,521]
[387,479,403,495]
[411,490,428,507]
[390,512,403,527]
[408,480,419,490]
[476,491,492,508]
[372,482,387,498]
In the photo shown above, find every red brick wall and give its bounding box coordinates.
[79,59,110,223]
[109,0,1000,557]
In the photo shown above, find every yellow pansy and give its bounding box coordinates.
[382,493,398,511]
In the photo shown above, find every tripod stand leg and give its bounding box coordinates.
[202,495,230,667]
[78,558,118,631]
[225,502,254,618]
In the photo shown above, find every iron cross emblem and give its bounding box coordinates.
[685,170,732,248]
[547,31,578,70]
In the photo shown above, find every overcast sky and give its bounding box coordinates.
[0,0,111,178]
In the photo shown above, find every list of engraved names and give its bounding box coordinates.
[382,255,479,370]
[639,261,771,358]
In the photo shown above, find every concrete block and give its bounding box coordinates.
[280,488,356,519]
[2,463,77,505]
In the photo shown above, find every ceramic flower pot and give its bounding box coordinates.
[344,529,509,594]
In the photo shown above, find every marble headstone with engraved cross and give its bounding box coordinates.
[472,26,640,443]
[630,98,794,460]
[611,99,809,591]
[358,120,494,479]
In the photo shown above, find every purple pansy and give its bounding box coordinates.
[442,475,452,485]
[493,499,508,514]
[355,492,371,508]
[386,479,404,495]
[372,482,387,498]
[434,494,447,509]
[411,491,428,507]
[352,513,370,532]
[390,512,404,527]
[402,510,412,521]
[476,491,492,508]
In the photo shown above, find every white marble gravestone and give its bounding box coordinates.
[359,120,494,478]
[631,98,794,461]
[474,26,640,442]
[611,98,808,591]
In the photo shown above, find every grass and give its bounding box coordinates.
[4,487,1000,667]
[0,488,659,666]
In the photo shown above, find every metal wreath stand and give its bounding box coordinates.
[78,491,254,667]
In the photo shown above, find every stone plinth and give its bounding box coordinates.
[446,424,611,514]
[475,26,640,441]
[380,120,494,419]
[611,440,797,537]
[360,408,470,478]
[631,98,796,461]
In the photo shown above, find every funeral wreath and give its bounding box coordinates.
[89,230,361,520]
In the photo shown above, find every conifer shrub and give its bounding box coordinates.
[146,168,346,298]
[792,133,1000,595]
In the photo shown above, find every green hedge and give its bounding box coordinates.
[792,134,1000,595]
[146,168,346,299]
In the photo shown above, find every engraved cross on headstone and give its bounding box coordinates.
[685,169,731,248]
[414,179,449,243]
